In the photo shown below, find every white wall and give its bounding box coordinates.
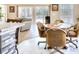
[73,4,79,24]
[50,11,60,24]
[50,5,60,24]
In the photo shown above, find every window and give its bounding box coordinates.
[18,6,32,18]
[35,6,49,23]
[59,4,73,24]
[18,5,49,23]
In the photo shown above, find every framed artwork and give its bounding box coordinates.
[9,6,15,12]
[52,4,59,11]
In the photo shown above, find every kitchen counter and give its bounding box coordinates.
[0,23,24,32]
[0,23,24,54]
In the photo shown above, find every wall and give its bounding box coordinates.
[7,4,18,19]
[73,4,79,24]
[50,4,60,24]
[50,11,60,24]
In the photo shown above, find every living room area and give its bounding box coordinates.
[0,4,79,54]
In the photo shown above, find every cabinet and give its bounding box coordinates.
[0,27,18,54]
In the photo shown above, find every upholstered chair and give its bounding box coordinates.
[37,22,47,49]
[46,29,66,54]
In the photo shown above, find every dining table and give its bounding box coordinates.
[44,23,73,34]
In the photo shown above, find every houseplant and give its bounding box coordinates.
[0,7,3,20]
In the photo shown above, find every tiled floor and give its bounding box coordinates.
[17,24,79,54]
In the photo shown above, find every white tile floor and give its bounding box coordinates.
[17,24,79,54]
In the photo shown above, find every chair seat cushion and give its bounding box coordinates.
[68,31,77,37]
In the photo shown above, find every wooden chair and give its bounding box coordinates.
[46,29,66,54]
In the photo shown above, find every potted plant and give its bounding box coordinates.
[0,7,4,20]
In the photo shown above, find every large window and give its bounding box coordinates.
[59,4,73,24]
[35,6,49,23]
[18,6,32,18]
[18,5,49,23]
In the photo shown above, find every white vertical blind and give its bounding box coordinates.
[18,5,49,23]
[59,4,74,24]
[18,6,32,18]
[35,6,49,23]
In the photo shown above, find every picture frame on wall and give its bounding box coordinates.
[9,6,15,13]
[52,4,59,11]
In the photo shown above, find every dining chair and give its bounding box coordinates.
[37,22,47,49]
[46,29,66,54]
[67,23,79,48]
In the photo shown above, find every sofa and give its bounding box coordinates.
[20,18,32,31]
